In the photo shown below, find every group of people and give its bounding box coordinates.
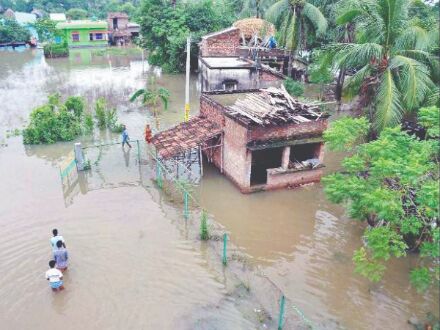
[45,229,69,291]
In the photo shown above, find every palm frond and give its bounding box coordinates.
[343,65,371,99]
[374,68,403,131]
[395,25,430,51]
[264,0,289,24]
[129,89,146,102]
[285,11,299,51]
[390,55,433,110]
[336,9,363,25]
[302,2,328,36]
[334,43,384,68]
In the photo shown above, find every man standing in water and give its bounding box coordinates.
[122,125,132,149]
[50,229,66,250]
[45,260,64,291]
[53,240,69,272]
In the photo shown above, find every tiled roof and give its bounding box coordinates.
[152,116,222,159]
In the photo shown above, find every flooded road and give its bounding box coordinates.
[0,47,438,329]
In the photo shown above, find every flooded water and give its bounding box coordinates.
[0,47,438,329]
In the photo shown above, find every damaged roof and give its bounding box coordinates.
[211,87,328,126]
[152,117,222,159]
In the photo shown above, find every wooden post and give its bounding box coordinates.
[74,142,85,171]
[199,146,203,177]
[281,146,290,169]
[184,36,191,122]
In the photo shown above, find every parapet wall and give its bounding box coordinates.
[200,28,241,57]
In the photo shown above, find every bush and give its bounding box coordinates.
[44,42,69,58]
[83,113,94,133]
[94,98,123,132]
[284,78,304,97]
[0,18,30,43]
[200,210,209,240]
[23,95,85,144]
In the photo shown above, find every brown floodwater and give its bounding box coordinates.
[0,47,438,329]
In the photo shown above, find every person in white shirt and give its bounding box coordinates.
[45,260,64,291]
[50,229,66,251]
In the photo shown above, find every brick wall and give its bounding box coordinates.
[200,95,225,127]
[260,70,283,82]
[265,168,323,191]
[200,28,241,57]
[249,120,328,142]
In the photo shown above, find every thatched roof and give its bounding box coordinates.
[233,18,275,39]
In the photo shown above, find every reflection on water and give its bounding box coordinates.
[0,48,438,330]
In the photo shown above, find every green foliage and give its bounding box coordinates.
[323,116,370,151]
[265,0,327,52]
[200,210,209,240]
[418,106,440,138]
[43,42,69,58]
[138,0,234,73]
[23,94,86,144]
[323,121,439,290]
[130,77,170,111]
[33,18,59,43]
[66,8,88,20]
[94,98,123,132]
[0,18,30,43]
[83,113,94,134]
[410,267,432,293]
[284,78,304,97]
[329,0,438,131]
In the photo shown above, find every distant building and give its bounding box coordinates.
[3,9,38,41]
[107,12,139,45]
[152,87,329,193]
[50,13,66,22]
[56,20,108,47]
[198,20,290,93]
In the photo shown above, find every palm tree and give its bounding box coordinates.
[331,0,438,131]
[265,0,328,54]
[130,78,170,110]
[130,77,170,129]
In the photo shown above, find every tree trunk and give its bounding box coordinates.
[335,68,345,105]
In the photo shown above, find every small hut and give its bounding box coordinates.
[233,18,276,45]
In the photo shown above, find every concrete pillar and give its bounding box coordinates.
[281,146,290,169]
[74,142,85,171]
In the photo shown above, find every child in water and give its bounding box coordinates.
[45,260,64,291]
[53,240,69,272]
[122,125,132,148]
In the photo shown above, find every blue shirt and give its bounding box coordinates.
[53,248,69,268]
[122,129,129,142]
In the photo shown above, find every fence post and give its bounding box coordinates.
[183,190,189,219]
[156,161,162,189]
[278,295,286,330]
[136,140,140,163]
[222,233,228,265]
[74,142,85,171]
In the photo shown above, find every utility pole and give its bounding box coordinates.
[184,36,190,122]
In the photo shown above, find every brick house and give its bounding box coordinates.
[198,24,288,92]
[107,12,139,45]
[153,87,329,193]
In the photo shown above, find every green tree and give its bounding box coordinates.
[130,78,170,111]
[137,0,234,72]
[330,0,438,131]
[33,18,59,42]
[0,18,30,43]
[323,115,440,291]
[66,8,88,20]
[265,0,328,53]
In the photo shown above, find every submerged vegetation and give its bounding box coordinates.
[23,94,124,144]
[323,107,440,292]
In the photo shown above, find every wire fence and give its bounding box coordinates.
[68,139,315,329]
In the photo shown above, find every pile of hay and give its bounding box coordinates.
[233,18,276,39]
